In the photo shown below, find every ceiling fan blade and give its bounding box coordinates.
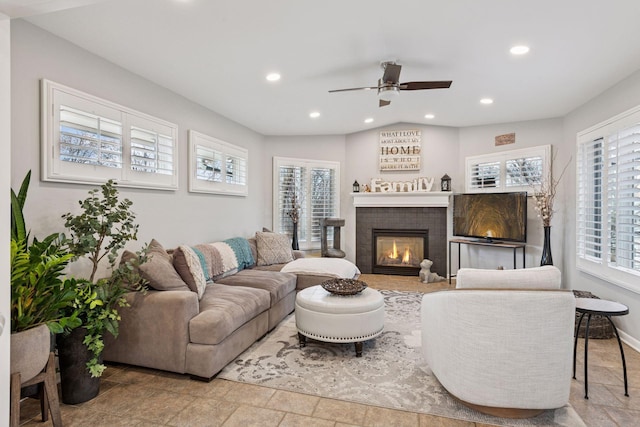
[382,63,402,84]
[400,81,453,90]
[379,99,391,107]
[328,86,378,93]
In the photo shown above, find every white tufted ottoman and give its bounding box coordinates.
[295,285,385,357]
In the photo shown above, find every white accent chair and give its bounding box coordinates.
[421,266,576,418]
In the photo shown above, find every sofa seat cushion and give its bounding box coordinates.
[250,263,287,272]
[190,284,270,345]
[216,270,296,305]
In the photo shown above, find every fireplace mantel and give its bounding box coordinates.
[351,191,451,208]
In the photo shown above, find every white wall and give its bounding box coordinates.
[1,13,11,427]
[457,118,565,271]
[563,68,640,349]
[11,20,266,278]
[344,124,459,261]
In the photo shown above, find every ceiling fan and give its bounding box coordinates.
[328,61,452,107]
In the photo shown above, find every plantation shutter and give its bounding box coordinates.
[273,157,340,250]
[277,165,307,241]
[225,154,247,186]
[127,114,177,188]
[606,124,640,271]
[468,161,500,189]
[195,145,224,182]
[44,79,178,189]
[310,167,336,242]
[577,138,605,261]
[505,156,543,187]
[465,145,550,193]
[187,131,248,195]
[59,105,123,168]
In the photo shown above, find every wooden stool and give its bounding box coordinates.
[10,352,63,427]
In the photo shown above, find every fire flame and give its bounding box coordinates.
[402,248,411,264]
[386,240,412,264]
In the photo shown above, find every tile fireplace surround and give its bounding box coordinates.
[353,192,449,277]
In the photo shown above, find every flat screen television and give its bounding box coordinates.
[453,192,527,243]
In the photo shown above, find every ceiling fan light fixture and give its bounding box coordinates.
[378,86,400,101]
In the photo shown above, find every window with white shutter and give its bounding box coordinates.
[273,157,340,250]
[577,105,640,291]
[42,79,178,189]
[465,145,550,193]
[188,130,248,196]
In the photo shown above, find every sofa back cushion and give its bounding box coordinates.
[139,239,190,292]
[255,231,294,266]
[455,265,561,290]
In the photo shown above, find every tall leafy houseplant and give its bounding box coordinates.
[63,179,139,283]
[60,180,145,380]
[10,170,80,334]
[10,171,80,411]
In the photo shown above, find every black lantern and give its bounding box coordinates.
[440,174,451,192]
[352,180,360,193]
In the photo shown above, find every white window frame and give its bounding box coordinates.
[187,130,248,196]
[577,104,640,293]
[41,79,178,190]
[273,157,340,250]
[465,145,551,193]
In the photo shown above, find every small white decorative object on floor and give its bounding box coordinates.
[419,259,444,283]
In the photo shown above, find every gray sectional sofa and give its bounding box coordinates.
[103,232,351,380]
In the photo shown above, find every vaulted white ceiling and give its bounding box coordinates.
[8,0,640,135]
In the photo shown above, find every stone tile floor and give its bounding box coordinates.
[17,275,640,426]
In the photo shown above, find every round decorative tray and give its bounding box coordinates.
[321,278,368,296]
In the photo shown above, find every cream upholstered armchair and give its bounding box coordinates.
[421,266,576,418]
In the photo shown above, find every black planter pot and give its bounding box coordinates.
[57,327,100,404]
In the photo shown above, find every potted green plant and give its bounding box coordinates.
[57,179,146,404]
[10,171,80,387]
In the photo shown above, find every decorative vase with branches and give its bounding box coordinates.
[286,191,301,250]
[528,154,571,265]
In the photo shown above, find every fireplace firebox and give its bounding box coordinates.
[372,229,428,276]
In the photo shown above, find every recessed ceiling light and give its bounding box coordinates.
[510,45,530,55]
[309,111,320,118]
[266,73,281,82]
[364,118,374,124]
[480,98,494,105]
[424,114,435,119]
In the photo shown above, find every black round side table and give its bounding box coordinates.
[573,297,629,399]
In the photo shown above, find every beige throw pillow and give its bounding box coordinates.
[255,231,294,266]
[172,245,207,299]
[139,239,190,292]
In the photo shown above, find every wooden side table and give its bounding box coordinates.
[573,297,629,399]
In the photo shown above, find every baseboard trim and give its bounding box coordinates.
[620,330,640,353]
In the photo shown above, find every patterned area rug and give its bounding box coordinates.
[219,290,585,427]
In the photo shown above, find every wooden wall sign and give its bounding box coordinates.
[379,129,421,171]
[495,132,515,146]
